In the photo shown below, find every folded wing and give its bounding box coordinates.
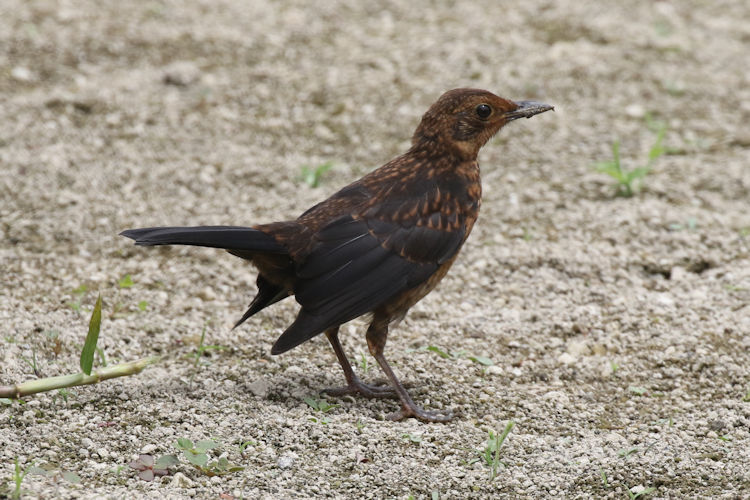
[271,212,465,354]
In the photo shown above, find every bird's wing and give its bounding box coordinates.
[271,210,466,354]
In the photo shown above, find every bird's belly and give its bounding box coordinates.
[378,253,460,322]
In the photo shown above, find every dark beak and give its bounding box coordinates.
[505,100,554,121]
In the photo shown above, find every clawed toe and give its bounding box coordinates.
[322,380,398,400]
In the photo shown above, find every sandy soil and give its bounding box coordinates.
[2,0,749,498]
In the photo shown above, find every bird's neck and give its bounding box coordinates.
[402,145,483,214]
[361,144,482,205]
[409,136,480,164]
[406,142,481,181]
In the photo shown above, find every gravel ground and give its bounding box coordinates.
[2,0,749,498]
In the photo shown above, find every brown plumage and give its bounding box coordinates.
[121,88,553,422]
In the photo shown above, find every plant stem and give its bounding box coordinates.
[0,356,160,399]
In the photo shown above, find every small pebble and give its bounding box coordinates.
[278,453,297,469]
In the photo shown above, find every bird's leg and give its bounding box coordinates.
[366,317,453,423]
[321,326,397,399]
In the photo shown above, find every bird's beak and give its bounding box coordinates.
[504,100,554,121]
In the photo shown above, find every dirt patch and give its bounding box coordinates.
[1,0,749,498]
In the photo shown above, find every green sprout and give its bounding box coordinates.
[118,274,134,289]
[357,351,370,375]
[470,421,515,482]
[11,458,33,499]
[299,162,333,188]
[593,123,666,197]
[174,438,244,476]
[68,284,88,312]
[304,396,339,424]
[192,325,225,367]
[628,486,656,499]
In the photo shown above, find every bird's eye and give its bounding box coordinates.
[475,104,492,119]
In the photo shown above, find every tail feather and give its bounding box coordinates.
[232,275,289,329]
[120,226,287,253]
[271,309,332,355]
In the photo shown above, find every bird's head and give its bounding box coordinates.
[412,88,553,160]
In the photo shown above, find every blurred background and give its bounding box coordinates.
[3,0,747,241]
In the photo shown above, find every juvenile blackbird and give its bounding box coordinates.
[121,88,553,422]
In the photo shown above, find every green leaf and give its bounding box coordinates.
[238,440,255,452]
[80,294,103,375]
[611,140,621,170]
[304,396,338,414]
[631,486,656,499]
[185,452,209,467]
[300,162,334,188]
[648,126,667,162]
[304,397,320,411]
[594,161,618,175]
[498,420,515,447]
[320,402,338,413]
[27,466,49,476]
[118,275,134,289]
[468,355,494,366]
[625,167,651,183]
[402,433,422,443]
[596,165,627,184]
[137,300,148,311]
[628,386,648,396]
[195,440,219,453]
[176,437,193,450]
[648,144,665,163]
[72,284,88,295]
[96,347,107,367]
[155,454,180,467]
[618,446,639,457]
[62,471,81,484]
[303,169,315,186]
[427,346,452,359]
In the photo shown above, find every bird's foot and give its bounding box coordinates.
[387,405,455,423]
[321,377,398,400]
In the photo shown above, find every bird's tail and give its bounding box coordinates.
[119,226,287,253]
[121,226,292,328]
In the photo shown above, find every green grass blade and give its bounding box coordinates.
[625,166,651,183]
[468,355,494,366]
[498,420,515,447]
[118,274,134,289]
[427,345,452,358]
[611,140,621,173]
[648,126,667,163]
[80,294,102,375]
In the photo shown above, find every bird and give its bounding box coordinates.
[120,88,553,422]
